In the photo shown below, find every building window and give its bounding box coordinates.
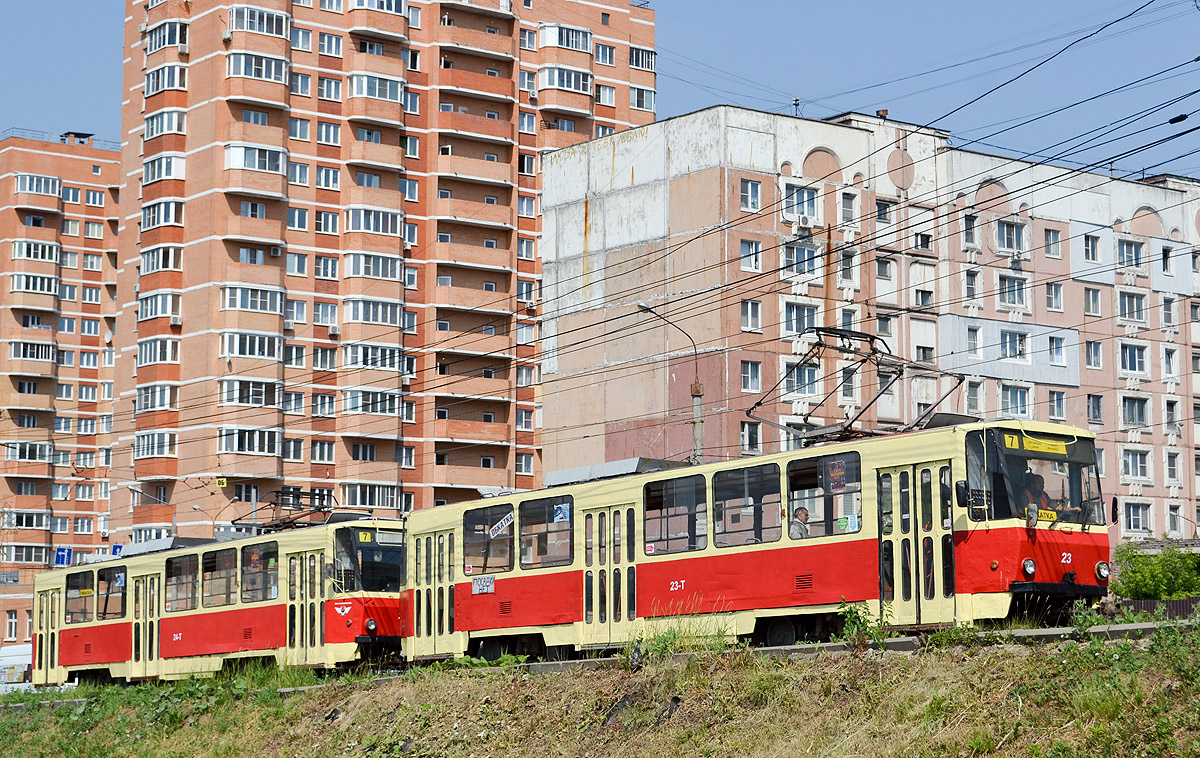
[876,200,893,222]
[1118,291,1146,322]
[964,270,978,300]
[966,381,982,415]
[740,361,761,392]
[1048,390,1066,420]
[1048,336,1065,366]
[1083,234,1100,262]
[1117,239,1144,269]
[998,275,1026,308]
[782,244,817,276]
[784,302,817,336]
[1119,343,1147,374]
[1163,297,1176,327]
[999,331,1027,360]
[996,220,1024,252]
[740,179,761,211]
[1123,502,1150,533]
[966,327,981,357]
[739,421,761,454]
[516,453,534,475]
[629,87,655,111]
[740,300,762,331]
[1121,396,1148,428]
[1084,288,1101,316]
[1045,283,1063,311]
[784,186,817,219]
[1085,341,1102,369]
[1044,228,1061,258]
[1000,385,1028,417]
[740,240,762,272]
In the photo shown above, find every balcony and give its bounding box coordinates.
[0,355,58,379]
[440,0,515,18]
[438,69,515,102]
[214,453,282,479]
[433,198,514,228]
[1,459,54,479]
[224,76,289,109]
[348,185,403,209]
[437,331,511,355]
[347,141,405,171]
[223,169,287,199]
[429,375,510,399]
[539,126,588,151]
[132,457,179,482]
[4,391,55,412]
[335,414,406,438]
[220,215,286,245]
[13,193,63,214]
[145,0,196,24]
[438,25,517,59]
[431,284,510,312]
[4,290,60,313]
[347,6,408,41]
[437,110,515,143]
[434,155,515,186]
[346,96,405,126]
[223,121,287,148]
[338,459,403,482]
[537,88,594,118]
[429,463,510,488]
[346,51,406,80]
[433,242,514,270]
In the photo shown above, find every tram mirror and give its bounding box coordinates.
[954,480,969,509]
[1110,497,1118,525]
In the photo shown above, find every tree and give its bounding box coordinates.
[1111,542,1200,600]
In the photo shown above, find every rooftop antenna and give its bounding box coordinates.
[792,98,801,117]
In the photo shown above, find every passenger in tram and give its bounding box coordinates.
[789,507,810,539]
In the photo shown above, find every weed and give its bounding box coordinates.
[1068,599,1106,640]
[835,597,891,649]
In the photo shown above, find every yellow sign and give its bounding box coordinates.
[1024,437,1067,456]
[359,531,373,542]
[216,477,227,487]
[1038,509,1059,522]
[1004,434,1020,450]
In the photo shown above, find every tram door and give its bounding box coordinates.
[286,550,327,666]
[130,574,160,680]
[876,461,956,626]
[33,589,58,685]
[581,505,638,649]
[411,529,457,658]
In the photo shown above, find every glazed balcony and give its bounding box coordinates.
[13,193,63,215]
[5,291,60,313]
[440,0,515,18]
[539,126,588,151]
[338,459,403,482]
[346,51,406,80]
[214,453,282,479]
[1,459,54,479]
[145,0,195,24]
[537,89,594,117]
[347,5,408,41]
[346,96,405,126]
[224,76,289,109]
[428,463,510,488]
[3,391,55,412]
[223,121,287,148]
[0,355,58,379]
[429,375,510,399]
[434,155,515,186]
[433,198,514,228]
[434,242,514,269]
[437,331,511,355]
[438,69,515,101]
[223,169,288,199]
[437,111,514,143]
[438,25,517,59]
[347,141,405,171]
[347,185,403,209]
[220,214,286,245]
[431,285,510,312]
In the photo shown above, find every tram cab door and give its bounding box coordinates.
[581,505,638,649]
[411,529,458,659]
[876,461,956,627]
[33,589,58,686]
[286,550,327,666]
[130,574,160,680]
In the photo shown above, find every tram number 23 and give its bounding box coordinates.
[669,579,687,592]
[1060,553,1073,564]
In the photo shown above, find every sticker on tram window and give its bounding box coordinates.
[464,564,473,575]
[847,514,859,532]
[358,531,372,542]
[553,503,570,523]
[488,511,514,539]
[1038,509,1058,522]
[829,460,846,492]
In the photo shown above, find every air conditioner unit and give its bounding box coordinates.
[132,282,140,293]
[403,241,413,252]
[177,44,189,55]
[138,22,147,33]
[796,214,815,229]
[524,301,537,312]
[283,320,295,331]
[529,90,538,101]
[222,29,233,42]
[401,375,412,386]
[169,315,182,326]
[100,529,109,539]
[328,325,341,336]
[269,245,283,257]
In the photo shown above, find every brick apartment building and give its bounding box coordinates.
[0,130,121,655]
[541,105,1200,550]
[111,0,656,544]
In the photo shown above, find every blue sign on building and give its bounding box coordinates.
[53,547,73,566]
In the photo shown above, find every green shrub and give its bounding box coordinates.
[1111,542,1200,600]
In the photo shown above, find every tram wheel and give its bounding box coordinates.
[477,638,506,663]
[764,618,797,647]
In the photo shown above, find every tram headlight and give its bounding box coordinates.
[365,618,377,633]
[1022,558,1036,577]
[1095,561,1111,581]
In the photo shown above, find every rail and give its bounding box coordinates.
[0,127,120,152]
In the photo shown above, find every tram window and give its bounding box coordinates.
[922,536,935,600]
[463,504,514,574]
[878,474,893,535]
[786,453,862,537]
[447,533,454,582]
[941,534,955,597]
[519,495,573,569]
[713,463,782,548]
[644,474,707,555]
[626,510,635,563]
[241,542,279,603]
[920,469,933,532]
[899,471,911,534]
[965,430,1011,521]
[96,566,126,620]
[165,554,200,614]
[939,467,953,528]
[202,548,238,607]
[880,541,894,601]
[64,571,94,624]
[627,566,636,621]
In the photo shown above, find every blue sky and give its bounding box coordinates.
[5,1,1200,175]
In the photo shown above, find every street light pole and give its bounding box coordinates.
[637,302,704,464]
[192,500,241,539]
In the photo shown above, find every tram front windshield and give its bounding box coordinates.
[965,429,1104,525]
[334,527,406,592]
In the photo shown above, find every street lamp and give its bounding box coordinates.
[129,486,176,539]
[637,302,704,464]
[192,500,243,539]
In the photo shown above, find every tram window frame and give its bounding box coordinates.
[786,452,863,537]
[165,554,199,611]
[240,541,279,603]
[519,494,574,569]
[463,503,514,575]
[202,548,238,607]
[64,570,94,624]
[712,463,782,548]
[96,566,126,620]
[643,474,707,555]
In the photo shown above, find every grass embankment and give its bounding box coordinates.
[3,624,1199,757]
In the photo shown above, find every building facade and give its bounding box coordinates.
[540,105,1200,549]
[0,129,121,657]
[113,0,656,542]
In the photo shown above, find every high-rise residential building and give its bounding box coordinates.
[541,105,1200,549]
[113,0,655,541]
[0,129,121,656]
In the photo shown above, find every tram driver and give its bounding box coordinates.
[789,506,810,539]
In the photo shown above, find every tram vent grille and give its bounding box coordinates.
[83,643,92,654]
[243,627,253,641]
[794,574,813,591]
[498,600,512,615]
